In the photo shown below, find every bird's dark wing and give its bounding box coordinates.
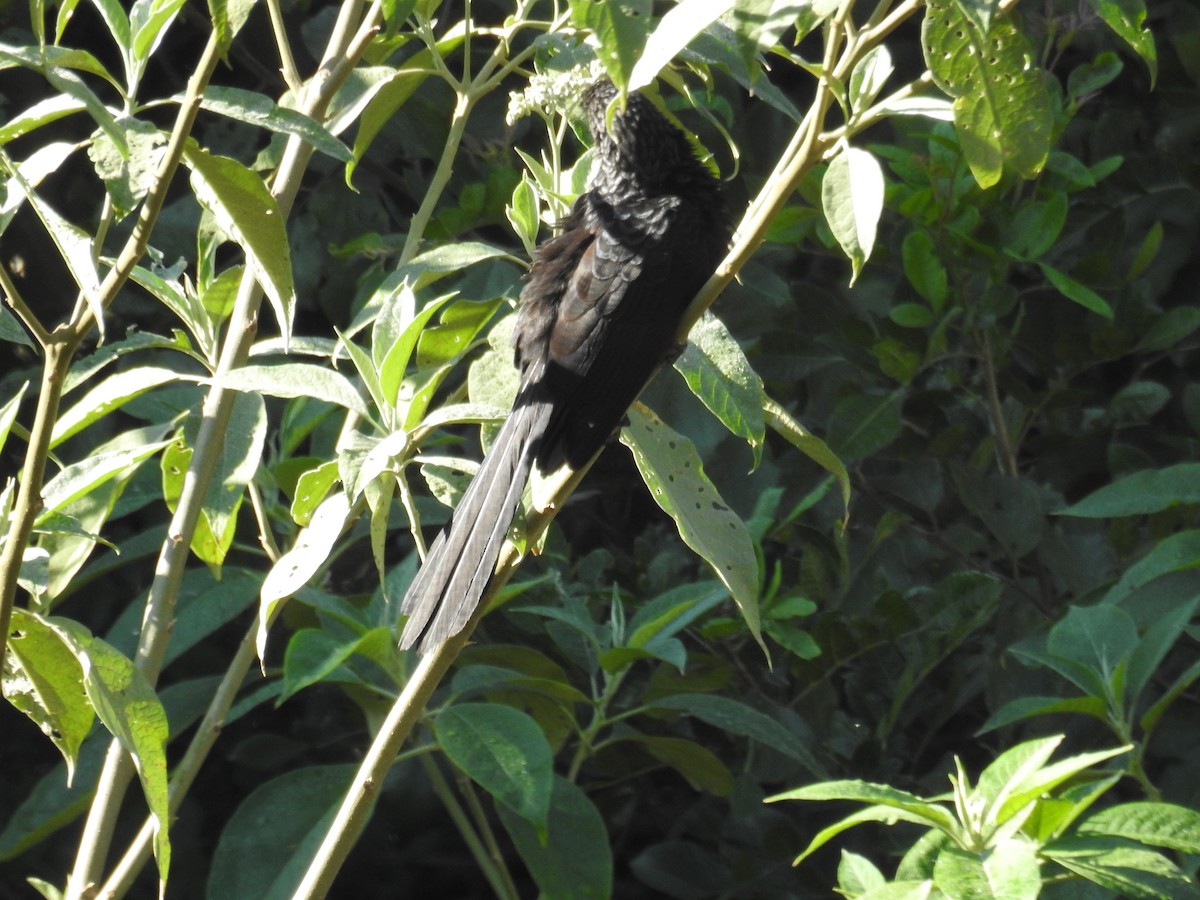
[531,194,714,469]
[398,207,597,652]
[397,397,550,651]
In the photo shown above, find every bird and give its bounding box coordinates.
[399,78,730,653]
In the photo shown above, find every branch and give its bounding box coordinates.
[0,262,51,348]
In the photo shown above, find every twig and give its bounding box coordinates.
[267,0,304,93]
[419,757,519,900]
[0,260,50,348]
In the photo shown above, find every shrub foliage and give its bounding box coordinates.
[1,0,1198,897]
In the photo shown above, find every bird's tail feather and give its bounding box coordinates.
[398,399,550,653]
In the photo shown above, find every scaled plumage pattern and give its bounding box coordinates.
[399,79,730,653]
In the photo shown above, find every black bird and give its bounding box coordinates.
[399,79,730,653]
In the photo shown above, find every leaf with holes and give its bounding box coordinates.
[922,0,1052,187]
[620,404,763,655]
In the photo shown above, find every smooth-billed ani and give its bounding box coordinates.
[399,79,730,653]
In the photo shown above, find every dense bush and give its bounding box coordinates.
[2,0,1199,897]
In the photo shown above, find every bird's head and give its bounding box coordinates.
[582,79,696,189]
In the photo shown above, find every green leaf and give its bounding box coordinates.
[822,147,885,284]
[860,881,937,899]
[0,39,121,87]
[39,436,171,519]
[839,850,887,895]
[374,289,457,409]
[496,776,612,900]
[1024,775,1122,844]
[48,620,172,882]
[922,1,1052,187]
[400,241,517,290]
[435,704,554,832]
[1109,381,1169,424]
[416,298,503,371]
[128,264,220,363]
[0,45,127,154]
[51,366,183,448]
[1083,0,1156,84]
[978,695,1109,733]
[653,693,824,775]
[569,0,652,89]
[1134,304,1200,353]
[901,230,949,310]
[974,735,1064,811]
[0,731,108,861]
[1060,464,1200,517]
[952,469,1043,560]
[825,390,903,461]
[3,609,93,783]
[890,303,935,328]
[674,312,767,463]
[207,0,256,53]
[1141,659,1200,736]
[291,460,340,526]
[1123,594,1200,707]
[625,582,726,650]
[630,0,736,91]
[0,142,78,241]
[84,0,132,58]
[259,492,352,657]
[163,392,266,570]
[1004,191,1068,261]
[200,87,353,163]
[1044,604,1138,695]
[214,363,370,419]
[183,144,296,344]
[1068,51,1124,103]
[1038,263,1114,319]
[0,381,28,456]
[1043,836,1200,899]
[611,734,733,795]
[991,745,1132,829]
[206,765,357,900]
[0,157,105,334]
[726,0,838,65]
[620,405,763,653]
[768,782,959,864]
[280,626,396,699]
[850,45,894,114]
[0,95,86,145]
[343,37,463,186]
[507,174,540,256]
[932,840,1041,900]
[764,400,851,515]
[129,0,187,85]
[1081,803,1200,854]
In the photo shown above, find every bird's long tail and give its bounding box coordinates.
[398,398,551,653]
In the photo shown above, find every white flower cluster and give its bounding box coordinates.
[505,61,606,125]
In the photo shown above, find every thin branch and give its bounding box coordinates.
[398,91,476,265]
[291,635,466,900]
[0,262,50,348]
[976,328,1020,478]
[247,481,283,561]
[419,757,519,900]
[0,342,70,664]
[267,0,304,93]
